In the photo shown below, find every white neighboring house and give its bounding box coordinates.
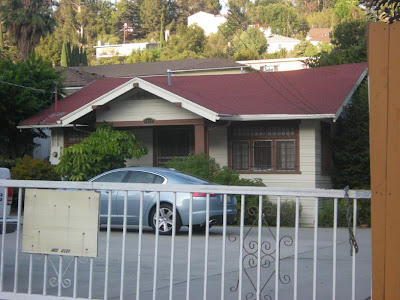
[237,57,308,72]
[188,11,227,36]
[259,25,301,54]
[94,41,158,62]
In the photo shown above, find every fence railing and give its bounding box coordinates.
[0,179,371,300]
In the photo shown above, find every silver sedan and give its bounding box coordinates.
[89,167,237,235]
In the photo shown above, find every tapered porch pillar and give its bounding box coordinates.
[194,120,206,154]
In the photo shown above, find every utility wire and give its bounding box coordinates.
[219,0,326,116]
[0,80,47,93]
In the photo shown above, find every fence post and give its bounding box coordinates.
[369,22,400,299]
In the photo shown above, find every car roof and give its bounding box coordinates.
[94,167,212,184]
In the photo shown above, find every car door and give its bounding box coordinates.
[116,171,165,225]
[91,170,130,225]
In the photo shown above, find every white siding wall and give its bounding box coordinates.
[315,121,333,189]
[97,98,201,123]
[208,127,228,167]
[125,128,154,167]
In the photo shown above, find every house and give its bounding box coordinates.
[266,35,301,54]
[94,41,159,63]
[19,63,367,225]
[237,57,308,72]
[69,58,251,78]
[56,67,104,96]
[33,59,251,159]
[188,11,227,36]
[306,28,332,46]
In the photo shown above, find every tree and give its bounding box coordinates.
[232,26,268,60]
[140,0,164,34]
[35,34,63,66]
[259,4,309,37]
[0,54,64,159]
[160,24,206,60]
[290,40,318,57]
[0,0,55,60]
[56,124,148,181]
[111,0,143,42]
[306,8,337,28]
[333,0,361,20]
[360,0,400,23]
[60,41,88,67]
[308,19,367,67]
[332,81,370,189]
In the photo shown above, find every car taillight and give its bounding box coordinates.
[192,192,216,197]
[7,187,13,205]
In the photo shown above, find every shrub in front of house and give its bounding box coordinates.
[11,155,59,181]
[164,153,301,227]
[318,198,370,227]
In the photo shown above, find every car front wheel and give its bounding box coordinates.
[151,203,181,235]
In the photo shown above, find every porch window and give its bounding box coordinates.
[230,124,299,173]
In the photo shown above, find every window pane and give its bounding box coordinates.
[92,171,128,183]
[276,141,296,171]
[126,171,157,183]
[232,141,249,170]
[253,140,272,171]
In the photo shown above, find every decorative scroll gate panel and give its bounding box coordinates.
[0,180,371,300]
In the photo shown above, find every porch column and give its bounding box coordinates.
[194,121,206,154]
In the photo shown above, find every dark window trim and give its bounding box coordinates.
[228,121,300,174]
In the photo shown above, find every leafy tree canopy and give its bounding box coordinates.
[332,81,370,189]
[232,26,268,60]
[56,124,148,181]
[160,24,206,60]
[308,18,367,67]
[0,54,64,159]
[0,0,55,60]
[360,0,400,23]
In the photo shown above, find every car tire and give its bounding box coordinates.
[150,203,181,235]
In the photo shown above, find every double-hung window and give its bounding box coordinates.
[230,124,299,173]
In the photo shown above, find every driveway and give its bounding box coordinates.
[0,226,371,299]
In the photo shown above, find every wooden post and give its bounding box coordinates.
[194,121,206,154]
[369,22,400,299]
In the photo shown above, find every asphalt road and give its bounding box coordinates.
[0,225,371,300]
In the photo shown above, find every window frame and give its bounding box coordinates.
[229,122,300,174]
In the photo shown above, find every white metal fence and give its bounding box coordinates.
[0,179,371,300]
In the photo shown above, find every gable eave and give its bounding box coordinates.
[334,67,368,121]
[59,77,220,126]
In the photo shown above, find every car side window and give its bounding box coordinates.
[126,171,165,184]
[92,171,128,183]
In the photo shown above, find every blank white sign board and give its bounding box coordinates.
[22,189,99,257]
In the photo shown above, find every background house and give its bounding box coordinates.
[20,63,367,225]
[94,41,159,63]
[188,11,227,36]
[306,28,332,46]
[237,57,308,72]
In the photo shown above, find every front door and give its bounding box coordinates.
[156,127,193,166]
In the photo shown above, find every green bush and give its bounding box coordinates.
[56,124,147,181]
[318,198,370,227]
[11,155,59,180]
[239,197,301,227]
[165,153,300,226]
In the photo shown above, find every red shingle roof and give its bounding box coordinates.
[143,63,367,115]
[19,63,367,127]
[20,78,131,126]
